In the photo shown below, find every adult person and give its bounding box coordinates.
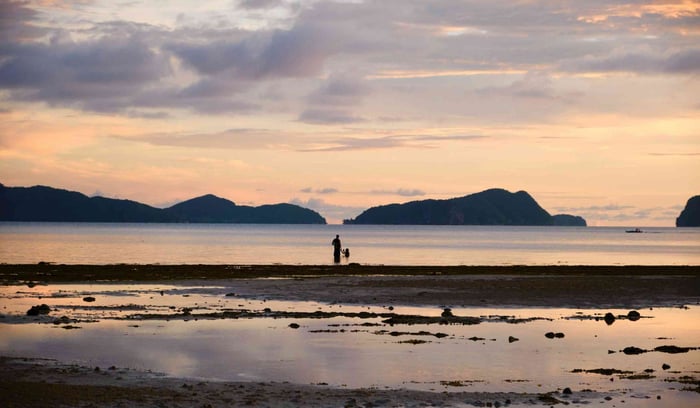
[332,234,342,263]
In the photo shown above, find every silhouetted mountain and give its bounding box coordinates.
[344,188,586,226]
[551,214,587,227]
[0,183,326,224]
[676,195,700,227]
[168,194,326,224]
[0,183,176,222]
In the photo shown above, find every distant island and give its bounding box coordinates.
[676,195,700,227]
[0,183,326,224]
[343,188,586,226]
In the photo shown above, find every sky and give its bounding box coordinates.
[0,0,698,225]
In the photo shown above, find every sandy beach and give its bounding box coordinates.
[1,264,699,407]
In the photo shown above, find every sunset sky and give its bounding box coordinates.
[1,0,698,225]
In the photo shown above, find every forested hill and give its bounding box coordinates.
[0,183,326,224]
[344,188,586,226]
[676,195,700,227]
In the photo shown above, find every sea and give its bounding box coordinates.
[1,222,698,266]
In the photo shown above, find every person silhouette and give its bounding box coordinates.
[332,234,342,263]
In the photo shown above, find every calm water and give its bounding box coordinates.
[1,283,699,406]
[1,223,699,266]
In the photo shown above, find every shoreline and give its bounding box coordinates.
[0,357,604,408]
[2,264,699,308]
[2,264,699,406]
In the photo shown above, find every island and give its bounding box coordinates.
[344,188,586,226]
[0,183,326,224]
[676,195,700,227]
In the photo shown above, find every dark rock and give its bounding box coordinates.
[545,332,555,339]
[83,296,96,302]
[52,316,73,325]
[27,304,51,316]
[508,336,519,343]
[676,195,700,227]
[554,332,565,338]
[289,323,300,329]
[627,310,641,321]
[662,363,671,370]
[654,345,694,354]
[562,387,572,395]
[441,308,453,317]
[622,346,647,355]
[604,312,615,325]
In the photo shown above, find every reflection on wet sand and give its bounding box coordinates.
[1,281,699,407]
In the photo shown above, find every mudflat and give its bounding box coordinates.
[1,264,699,308]
[2,264,699,407]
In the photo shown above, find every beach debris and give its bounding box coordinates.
[508,336,519,343]
[53,316,75,325]
[662,363,671,370]
[27,304,51,316]
[572,368,633,375]
[627,310,641,321]
[397,339,429,345]
[604,312,615,325]
[623,346,646,355]
[620,345,697,355]
[654,345,697,353]
[289,323,300,329]
[83,296,96,302]
[544,332,564,339]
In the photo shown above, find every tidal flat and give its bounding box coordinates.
[1,264,699,407]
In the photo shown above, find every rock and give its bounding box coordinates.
[622,346,647,355]
[545,332,555,339]
[441,308,453,317]
[654,345,693,354]
[53,316,73,325]
[225,292,236,297]
[289,323,300,329]
[554,332,565,338]
[627,310,641,321]
[662,363,671,370]
[83,296,96,302]
[27,304,51,316]
[604,312,615,325]
[562,387,572,395]
[508,336,519,343]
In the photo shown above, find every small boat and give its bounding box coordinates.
[625,228,643,233]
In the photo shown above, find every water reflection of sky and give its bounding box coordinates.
[1,284,699,404]
[1,224,699,265]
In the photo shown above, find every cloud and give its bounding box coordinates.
[300,187,338,194]
[299,134,487,152]
[167,22,340,80]
[648,152,700,157]
[116,128,286,150]
[289,197,365,224]
[0,34,172,112]
[237,0,283,10]
[477,73,582,102]
[298,108,365,125]
[370,188,426,197]
[0,1,46,43]
[561,48,700,75]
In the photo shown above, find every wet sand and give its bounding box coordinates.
[2,264,699,308]
[2,264,699,407]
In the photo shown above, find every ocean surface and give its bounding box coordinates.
[1,223,698,266]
